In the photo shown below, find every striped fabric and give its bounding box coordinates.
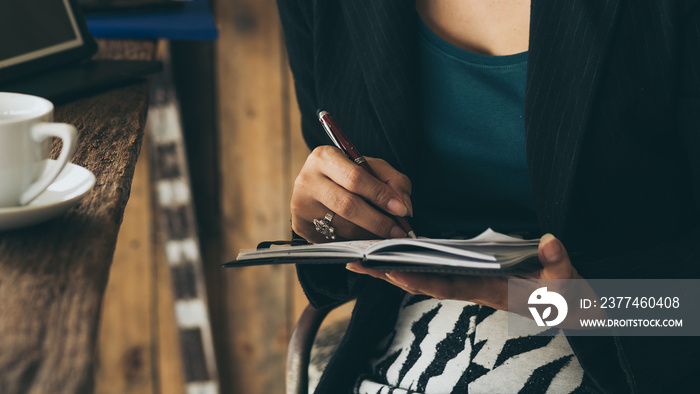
[354,295,585,394]
[147,48,219,394]
[278,0,700,392]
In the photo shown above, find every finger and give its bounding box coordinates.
[346,263,449,296]
[293,167,398,240]
[385,271,463,300]
[291,203,336,243]
[313,176,406,239]
[366,158,413,216]
[319,211,380,241]
[292,199,379,242]
[346,263,427,295]
[311,146,410,217]
[291,174,336,242]
[537,234,580,279]
[345,262,388,280]
[385,271,509,309]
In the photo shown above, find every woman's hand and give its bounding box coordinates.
[346,234,582,310]
[291,146,413,243]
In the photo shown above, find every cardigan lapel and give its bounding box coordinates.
[525,0,621,238]
[339,0,420,176]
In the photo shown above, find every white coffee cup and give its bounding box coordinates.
[0,92,77,207]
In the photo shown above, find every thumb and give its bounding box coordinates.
[538,234,577,279]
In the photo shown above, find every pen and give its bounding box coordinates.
[317,109,418,239]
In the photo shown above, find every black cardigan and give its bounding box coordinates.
[277,0,700,392]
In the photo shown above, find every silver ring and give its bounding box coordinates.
[313,211,336,240]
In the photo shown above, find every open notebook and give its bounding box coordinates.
[224,229,542,276]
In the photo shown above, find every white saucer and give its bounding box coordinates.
[0,161,96,231]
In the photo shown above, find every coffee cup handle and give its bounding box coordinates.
[19,123,78,206]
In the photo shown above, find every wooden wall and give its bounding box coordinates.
[95,1,342,393]
[214,0,310,392]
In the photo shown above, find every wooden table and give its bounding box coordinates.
[0,41,156,394]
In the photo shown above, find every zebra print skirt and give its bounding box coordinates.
[353,293,586,394]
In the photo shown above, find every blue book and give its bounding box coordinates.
[85,0,217,40]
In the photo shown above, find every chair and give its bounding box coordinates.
[286,304,335,394]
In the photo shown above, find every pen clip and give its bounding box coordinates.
[317,110,345,154]
[321,120,344,152]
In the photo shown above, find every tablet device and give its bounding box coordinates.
[0,0,98,83]
[0,0,161,104]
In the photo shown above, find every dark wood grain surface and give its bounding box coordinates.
[0,40,156,394]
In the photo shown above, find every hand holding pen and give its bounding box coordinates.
[317,110,417,238]
[289,110,416,243]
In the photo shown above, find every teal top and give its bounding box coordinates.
[412,18,539,237]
